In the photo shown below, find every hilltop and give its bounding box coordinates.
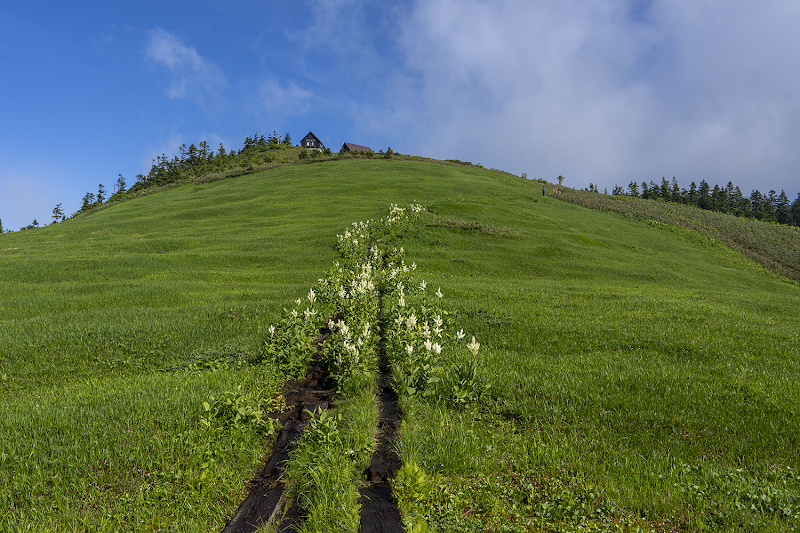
[1,159,798,532]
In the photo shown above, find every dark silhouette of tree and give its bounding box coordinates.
[688,182,698,205]
[97,184,106,203]
[791,193,800,226]
[81,192,96,210]
[775,190,792,225]
[698,180,711,209]
[116,174,126,194]
[628,181,639,197]
[52,203,64,223]
[660,177,671,200]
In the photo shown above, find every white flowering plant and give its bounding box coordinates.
[260,298,320,378]
[382,255,489,406]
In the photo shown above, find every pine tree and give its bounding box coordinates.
[671,177,681,203]
[660,177,671,200]
[116,174,126,194]
[81,192,96,210]
[628,181,639,197]
[698,180,711,209]
[52,203,64,223]
[791,193,800,226]
[97,184,106,203]
[775,190,792,225]
[688,182,698,205]
[750,190,768,220]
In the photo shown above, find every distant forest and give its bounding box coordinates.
[586,177,800,227]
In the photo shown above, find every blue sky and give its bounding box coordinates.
[2,0,799,230]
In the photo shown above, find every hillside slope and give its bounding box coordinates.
[1,159,798,531]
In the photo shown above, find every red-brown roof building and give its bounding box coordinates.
[340,142,372,153]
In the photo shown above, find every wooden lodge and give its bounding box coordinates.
[340,142,372,153]
[300,131,325,152]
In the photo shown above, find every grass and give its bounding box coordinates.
[1,158,798,531]
[550,186,800,282]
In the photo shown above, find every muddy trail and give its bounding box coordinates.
[359,358,404,533]
[222,322,406,532]
[222,328,334,533]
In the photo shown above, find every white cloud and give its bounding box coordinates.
[257,79,314,117]
[384,0,800,193]
[145,28,228,108]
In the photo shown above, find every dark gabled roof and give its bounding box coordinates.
[341,142,372,152]
[301,131,325,149]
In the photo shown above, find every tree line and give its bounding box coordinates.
[3,131,403,232]
[584,177,800,226]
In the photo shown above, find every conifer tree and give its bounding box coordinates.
[775,190,792,225]
[97,184,106,203]
[52,203,64,223]
[116,174,126,193]
[698,180,711,209]
[81,192,96,210]
[791,193,800,226]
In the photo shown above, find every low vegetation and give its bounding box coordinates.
[551,185,800,282]
[1,159,798,531]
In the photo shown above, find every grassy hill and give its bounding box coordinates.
[1,159,798,531]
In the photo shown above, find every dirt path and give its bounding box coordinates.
[222,329,333,533]
[359,364,405,532]
[224,242,407,531]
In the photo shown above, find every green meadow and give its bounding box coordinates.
[1,159,798,531]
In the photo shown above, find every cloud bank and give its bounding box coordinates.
[383,0,800,193]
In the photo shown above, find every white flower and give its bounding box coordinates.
[419,280,427,291]
[432,343,442,355]
[304,307,316,319]
[307,288,316,303]
[399,296,406,307]
[411,262,417,270]
[422,323,431,338]
[467,336,480,355]
[435,287,443,298]
[405,344,414,355]
[456,329,465,340]
[363,323,371,338]
[433,327,443,338]
[291,309,298,318]
[295,298,302,306]
[268,325,275,336]
[338,289,347,299]
[433,316,443,328]
[424,339,433,352]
